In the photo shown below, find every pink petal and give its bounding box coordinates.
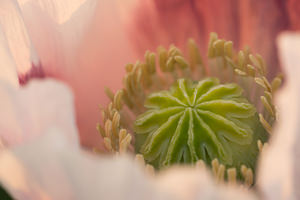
[125,0,298,78]
[18,0,136,149]
[257,32,300,200]
[17,0,97,78]
[0,25,19,86]
[0,0,39,75]
[18,0,88,25]
[0,130,172,200]
[0,79,78,148]
[71,0,137,149]
[238,0,289,78]
[286,0,300,30]
[124,0,202,56]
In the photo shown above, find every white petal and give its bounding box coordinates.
[0,129,257,200]
[0,25,19,87]
[0,130,172,200]
[0,0,39,74]
[258,32,300,200]
[0,79,78,148]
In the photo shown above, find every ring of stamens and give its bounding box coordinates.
[98,33,282,186]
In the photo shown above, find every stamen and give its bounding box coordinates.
[241,165,253,187]
[119,129,132,154]
[135,154,155,176]
[217,164,225,183]
[211,159,225,183]
[103,137,113,152]
[257,140,269,153]
[227,168,237,185]
[105,87,114,101]
[188,39,203,72]
[259,114,272,134]
[195,160,206,169]
[135,154,146,166]
[257,140,264,153]
[145,164,155,176]
[212,159,219,178]
[260,96,275,117]
[271,75,283,92]
[98,90,134,153]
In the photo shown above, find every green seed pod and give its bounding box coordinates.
[134,78,267,175]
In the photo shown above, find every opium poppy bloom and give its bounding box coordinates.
[0,0,300,199]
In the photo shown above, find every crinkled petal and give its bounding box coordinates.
[0,79,78,148]
[17,0,97,78]
[0,130,172,200]
[0,0,39,75]
[257,32,300,200]
[17,0,136,148]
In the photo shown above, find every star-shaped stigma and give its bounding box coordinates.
[134,78,267,171]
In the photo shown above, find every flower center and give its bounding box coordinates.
[98,32,282,184]
[134,78,267,173]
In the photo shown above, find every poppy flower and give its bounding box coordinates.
[0,0,300,199]
[0,33,299,198]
